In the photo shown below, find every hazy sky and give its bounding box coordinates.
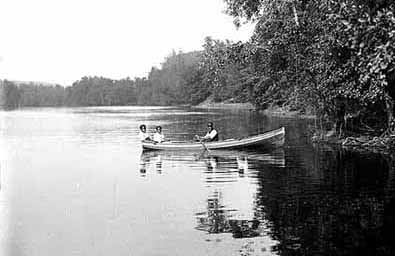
[0,0,254,85]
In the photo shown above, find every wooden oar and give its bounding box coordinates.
[197,136,210,153]
[200,140,210,152]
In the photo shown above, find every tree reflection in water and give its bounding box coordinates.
[138,147,395,255]
[139,149,282,240]
[253,148,395,256]
[196,153,265,239]
[195,190,261,239]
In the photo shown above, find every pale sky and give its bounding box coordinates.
[0,0,254,85]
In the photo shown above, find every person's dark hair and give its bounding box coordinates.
[139,124,146,130]
[207,122,214,128]
[156,126,162,130]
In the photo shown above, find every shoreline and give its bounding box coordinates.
[193,102,255,110]
[194,102,316,119]
[312,132,395,155]
[260,108,315,119]
[5,103,314,120]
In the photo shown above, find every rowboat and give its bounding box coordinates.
[142,127,285,151]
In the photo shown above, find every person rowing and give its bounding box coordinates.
[195,122,219,142]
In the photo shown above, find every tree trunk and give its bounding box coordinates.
[385,92,395,134]
[292,2,299,27]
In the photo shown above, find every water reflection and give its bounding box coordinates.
[236,156,248,176]
[139,148,285,177]
[139,152,165,176]
[253,149,395,256]
[139,147,395,255]
[140,149,285,243]
[195,189,261,239]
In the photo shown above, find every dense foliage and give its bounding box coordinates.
[1,0,395,135]
[222,0,395,134]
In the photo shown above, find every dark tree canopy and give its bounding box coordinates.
[222,0,395,134]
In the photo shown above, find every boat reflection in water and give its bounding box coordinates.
[139,148,285,176]
[139,148,285,243]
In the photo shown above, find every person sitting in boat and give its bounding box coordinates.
[153,125,166,143]
[195,122,218,142]
[139,124,153,142]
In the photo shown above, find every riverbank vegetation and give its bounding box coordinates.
[1,0,395,143]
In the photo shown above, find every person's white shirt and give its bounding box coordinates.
[139,131,150,141]
[203,129,217,140]
[153,132,165,143]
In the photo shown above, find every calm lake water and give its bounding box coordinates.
[1,106,394,256]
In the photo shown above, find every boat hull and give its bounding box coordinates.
[142,127,285,151]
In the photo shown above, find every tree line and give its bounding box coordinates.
[0,50,206,108]
[1,0,395,135]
